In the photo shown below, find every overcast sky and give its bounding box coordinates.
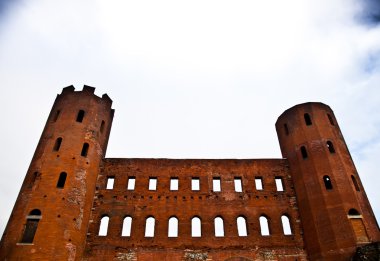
[0,0,379,236]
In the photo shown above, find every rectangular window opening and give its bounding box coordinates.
[127,177,136,190]
[170,178,179,191]
[149,177,157,191]
[191,177,200,191]
[255,177,263,190]
[213,177,221,192]
[275,177,284,191]
[106,177,115,190]
[234,177,243,192]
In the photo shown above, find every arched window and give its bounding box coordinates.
[284,123,289,135]
[259,216,270,236]
[348,209,368,243]
[56,172,67,188]
[81,143,89,157]
[214,217,224,237]
[53,137,62,151]
[327,114,334,126]
[351,175,360,191]
[348,209,360,216]
[281,215,292,235]
[100,120,105,133]
[76,110,85,122]
[323,175,333,190]
[237,216,248,237]
[21,209,42,243]
[301,146,308,159]
[304,113,312,126]
[326,141,335,153]
[98,216,109,236]
[168,216,178,237]
[145,217,155,237]
[191,217,201,237]
[121,216,132,237]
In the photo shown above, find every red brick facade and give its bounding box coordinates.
[0,86,378,260]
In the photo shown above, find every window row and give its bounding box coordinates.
[321,174,361,191]
[52,109,106,133]
[105,176,285,192]
[53,138,89,157]
[283,112,335,135]
[98,215,293,238]
[299,140,336,159]
[18,206,362,245]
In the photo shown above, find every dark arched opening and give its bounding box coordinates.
[81,143,89,157]
[301,146,308,159]
[20,209,42,243]
[326,141,335,153]
[76,110,85,122]
[304,113,312,126]
[323,175,333,190]
[56,172,67,188]
[53,137,62,151]
[351,175,360,191]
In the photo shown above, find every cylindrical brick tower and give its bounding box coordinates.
[0,86,114,260]
[276,102,380,260]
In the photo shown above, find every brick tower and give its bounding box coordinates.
[276,102,380,260]
[0,86,114,260]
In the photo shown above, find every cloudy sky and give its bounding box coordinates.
[0,0,379,236]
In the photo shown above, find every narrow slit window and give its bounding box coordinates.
[275,177,284,191]
[191,177,200,191]
[326,141,335,153]
[121,216,132,237]
[191,217,201,237]
[98,216,109,236]
[29,172,39,189]
[214,217,224,237]
[212,177,221,192]
[168,217,178,237]
[237,216,248,237]
[127,177,136,190]
[53,110,60,122]
[327,114,335,126]
[76,110,85,122]
[234,177,243,192]
[100,120,105,133]
[53,137,62,151]
[351,175,360,191]
[323,175,333,190]
[56,172,67,188]
[304,113,312,126]
[106,177,115,190]
[20,209,41,243]
[145,217,155,237]
[81,143,89,157]
[259,216,270,236]
[301,146,308,159]
[284,123,289,135]
[255,177,263,190]
[281,215,292,235]
[149,177,157,191]
[170,178,178,191]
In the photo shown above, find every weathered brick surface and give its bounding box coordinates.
[0,87,379,261]
[84,159,306,260]
[276,103,380,260]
